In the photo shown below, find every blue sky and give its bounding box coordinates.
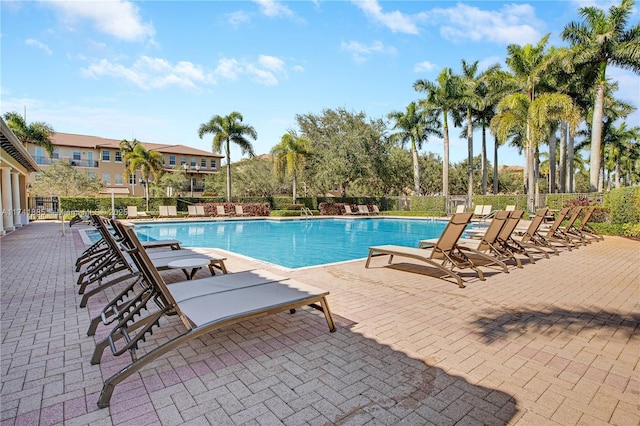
[2,0,638,168]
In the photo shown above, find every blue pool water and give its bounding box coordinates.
[127,218,452,269]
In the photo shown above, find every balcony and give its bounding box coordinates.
[34,157,99,168]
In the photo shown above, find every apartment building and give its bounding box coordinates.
[27,132,224,197]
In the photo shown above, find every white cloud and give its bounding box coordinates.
[430,4,543,45]
[352,0,419,35]
[81,56,214,90]
[341,40,395,63]
[215,58,241,80]
[413,61,437,73]
[292,65,305,73]
[226,10,251,27]
[215,55,289,86]
[46,0,155,42]
[252,0,293,18]
[25,38,52,55]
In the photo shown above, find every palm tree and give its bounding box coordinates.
[491,92,580,210]
[498,35,572,210]
[121,141,164,211]
[198,112,257,201]
[387,102,441,196]
[3,111,55,157]
[414,68,461,205]
[271,131,312,203]
[562,0,640,192]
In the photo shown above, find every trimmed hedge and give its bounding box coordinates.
[604,186,640,224]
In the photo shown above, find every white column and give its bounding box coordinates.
[0,184,4,235]
[1,167,15,232]
[11,171,22,228]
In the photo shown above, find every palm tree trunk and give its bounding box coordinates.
[442,112,450,207]
[292,174,298,203]
[559,122,567,193]
[567,133,575,192]
[481,124,487,195]
[411,140,421,196]
[615,159,621,189]
[590,83,605,192]
[526,124,535,211]
[225,142,232,202]
[467,108,473,204]
[493,136,499,195]
[548,126,557,193]
[145,177,150,211]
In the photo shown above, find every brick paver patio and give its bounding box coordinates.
[1,221,638,425]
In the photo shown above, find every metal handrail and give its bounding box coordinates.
[300,207,312,219]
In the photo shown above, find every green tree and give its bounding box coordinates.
[31,160,104,196]
[158,164,188,197]
[296,108,385,197]
[3,111,55,157]
[562,0,640,191]
[198,111,257,201]
[387,101,441,196]
[414,68,461,205]
[121,140,164,211]
[271,131,312,203]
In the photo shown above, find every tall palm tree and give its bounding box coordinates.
[121,141,164,211]
[3,111,55,157]
[271,131,312,203]
[387,101,441,195]
[491,92,580,210]
[500,35,565,209]
[562,0,640,192]
[198,112,257,201]
[458,62,502,197]
[602,122,640,188]
[414,68,461,205]
[457,60,481,205]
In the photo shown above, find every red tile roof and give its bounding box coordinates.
[51,132,223,158]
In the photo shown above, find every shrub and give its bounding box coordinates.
[623,222,640,238]
[605,187,640,224]
[280,203,305,210]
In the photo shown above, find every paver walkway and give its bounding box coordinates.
[1,221,638,425]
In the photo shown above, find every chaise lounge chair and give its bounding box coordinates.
[158,206,179,218]
[366,212,484,288]
[571,206,604,242]
[126,206,148,219]
[421,210,511,272]
[76,216,226,307]
[235,204,249,217]
[216,205,230,217]
[92,222,336,408]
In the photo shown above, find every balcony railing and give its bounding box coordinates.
[34,157,99,168]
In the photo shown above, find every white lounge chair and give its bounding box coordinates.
[216,205,230,217]
[92,223,336,408]
[126,206,148,219]
[235,205,249,217]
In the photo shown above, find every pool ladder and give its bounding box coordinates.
[300,207,313,219]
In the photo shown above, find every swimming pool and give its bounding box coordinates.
[127,218,453,269]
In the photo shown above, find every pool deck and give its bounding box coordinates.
[1,220,638,425]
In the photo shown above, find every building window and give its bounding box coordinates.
[115,151,122,162]
[128,174,137,185]
[53,148,59,159]
[102,150,110,161]
[115,174,123,185]
[87,172,96,179]
[190,157,196,167]
[180,156,186,165]
[169,155,176,166]
[210,159,216,169]
[200,158,206,168]
[102,173,111,184]
[34,147,45,164]
[73,151,81,161]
